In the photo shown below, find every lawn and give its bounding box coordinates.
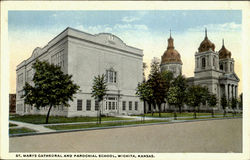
[9,123,18,127]
[140,112,242,118]
[46,120,169,130]
[9,127,36,134]
[9,115,133,124]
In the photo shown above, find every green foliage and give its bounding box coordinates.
[136,81,153,103]
[22,60,80,123]
[231,97,238,110]
[167,86,179,105]
[185,85,208,108]
[238,93,243,109]
[91,74,107,102]
[221,94,228,110]
[207,93,218,108]
[171,75,188,112]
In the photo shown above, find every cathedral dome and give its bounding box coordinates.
[198,29,215,52]
[219,39,231,59]
[161,34,182,65]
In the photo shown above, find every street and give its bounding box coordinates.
[9,118,242,152]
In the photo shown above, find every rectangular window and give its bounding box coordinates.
[77,99,82,111]
[95,100,99,111]
[129,101,132,110]
[106,69,117,83]
[108,102,111,110]
[135,101,138,111]
[26,69,32,82]
[86,100,91,111]
[18,73,23,84]
[122,101,126,110]
[51,50,64,68]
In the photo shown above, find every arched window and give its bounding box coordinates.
[202,57,206,68]
[105,68,117,83]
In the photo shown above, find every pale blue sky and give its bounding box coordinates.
[9,10,241,34]
[8,10,242,93]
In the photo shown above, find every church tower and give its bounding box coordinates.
[160,31,182,77]
[194,29,221,95]
[219,39,234,73]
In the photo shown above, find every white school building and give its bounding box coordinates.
[16,27,144,117]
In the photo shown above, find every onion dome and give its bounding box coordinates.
[198,28,215,52]
[161,31,182,65]
[219,39,231,59]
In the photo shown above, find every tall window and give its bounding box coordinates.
[95,100,99,111]
[77,99,82,111]
[51,50,64,68]
[220,64,223,70]
[135,102,138,110]
[129,101,132,110]
[86,100,91,111]
[26,69,33,82]
[122,101,126,110]
[202,57,206,68]
[106,69,117,83]
[18,73,23,84]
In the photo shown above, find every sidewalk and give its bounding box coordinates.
[9,120,53,133]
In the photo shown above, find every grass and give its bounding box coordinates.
[46,120,169,130]
[9,123,18,127]
[139,112,242,118]
[9,127,36,134]
[9,114,133,124]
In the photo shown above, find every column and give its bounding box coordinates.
[225,84,228,100]
[228,84,231,100]
[231,85,234,99]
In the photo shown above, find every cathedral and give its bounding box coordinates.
[160,29,240,111]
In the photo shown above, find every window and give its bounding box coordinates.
[129,101,132,110]
[106,69,117,83]
[26,69,33,82]
[213,57,215,66]
[77,99,82,111]
[135,102,138,111]
[220,64,223,70]
[95,100,99,111]
[18,90,24,98]
[122,101,126,110]
[18,73,23,84]
[86,100,91,111]
[51,50,64,68]
[202,57,206,68]
[230,63,233,72]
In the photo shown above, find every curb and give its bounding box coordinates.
[9,117,242,137]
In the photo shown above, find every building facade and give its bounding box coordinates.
[187,29,240,110]
[16,27,144,117]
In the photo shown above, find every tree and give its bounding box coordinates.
[91,74,108,124]
[185,85,208,119]
[22,60,80,124]
[231,97,238,117]
[207,93,217,117]
[171,75,188,113]
[148,57,167,117]
[167,86,179,120]
[136,81,153,114]
[221,94,228,117]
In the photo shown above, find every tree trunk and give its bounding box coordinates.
[211,108,214,118]
[99,101,101,124]
[178,105,182,113]
[46,104,53,124]
[158,103,161,117]
[174,106,177,120]
[143,100,146,114]
[193,107,197,119]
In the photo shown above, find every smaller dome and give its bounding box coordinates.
[198,29,215,52]
[219,39,231,59]
[161,34,182,65]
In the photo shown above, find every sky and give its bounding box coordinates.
[8,10,242,94]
